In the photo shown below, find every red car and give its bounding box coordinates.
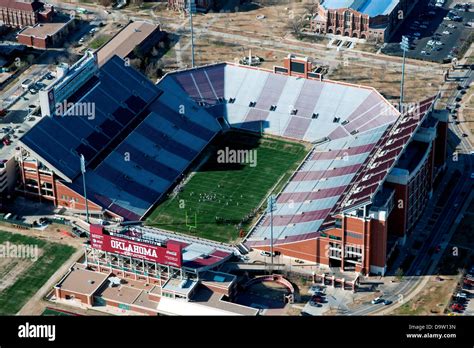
[451,303,464,312]
[0,109,6,117]
[311,296,323,303]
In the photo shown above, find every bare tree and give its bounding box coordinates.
[287,15,305,39]
[303,1,318,19]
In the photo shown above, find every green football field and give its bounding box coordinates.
[146,131,310,243]
[0,231,75,315]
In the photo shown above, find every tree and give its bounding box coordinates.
[395,268,404,281]
[303,1,318,19]
[287,15,305,39]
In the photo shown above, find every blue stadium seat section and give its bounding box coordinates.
[21,56,221,220]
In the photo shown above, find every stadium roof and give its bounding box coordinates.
[321,0,399,17]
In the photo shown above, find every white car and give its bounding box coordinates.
[447,24,456,28]
[371,297,384,304]
[443,31,450,35]
[420,25,428,29]
[456,292,468,299]
[435,41,443,45]
[470,173,474,179]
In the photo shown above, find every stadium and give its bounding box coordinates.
[17,52,448,276]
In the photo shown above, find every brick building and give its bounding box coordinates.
[16,14,75,49]
[310,0,420,42]
[0,0,53,28]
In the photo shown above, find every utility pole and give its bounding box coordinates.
[188,0,196,68]
[267,195,277,265]
[80,154,90,223]
[399,36,409,113]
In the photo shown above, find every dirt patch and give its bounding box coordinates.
[328,63,443,105]
[0,248,44,292]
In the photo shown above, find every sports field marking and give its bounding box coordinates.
[146,131,310,243]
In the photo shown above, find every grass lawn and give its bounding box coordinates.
[88,35,112,50]
[42,308,76,316]
[146,131,309,243]
[0,231,75,315]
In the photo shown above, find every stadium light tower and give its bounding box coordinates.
[188,0,196,68]
[80,154,90,223]
[267,195,277,265]
[399,36,410,112]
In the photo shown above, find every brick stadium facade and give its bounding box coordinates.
[310,0,420,42]
[12,51,448,277]
[252,100,448,276]
[0,0,53,28]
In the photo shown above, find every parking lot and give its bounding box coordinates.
[383,0,473,63]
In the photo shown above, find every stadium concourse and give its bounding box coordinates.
[16,53,448,276]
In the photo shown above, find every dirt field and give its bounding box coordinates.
[194,2,309,39]
[393,275,461,315]
[329,63,443,104]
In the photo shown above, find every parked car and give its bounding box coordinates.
[309,300,322,307]
[451,303,464,312]
[311,295,323,303]
[371,297,384,304]
[21,79,34,90]
[455,292,468,299]
[309,285,325,295]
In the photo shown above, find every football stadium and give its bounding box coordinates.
[17,53,448,276]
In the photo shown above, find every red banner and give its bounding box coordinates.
[89,225,182,268]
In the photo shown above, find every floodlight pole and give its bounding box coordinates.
[399,36,409,113]
[270,206,274,264]
[267,195,276,265]
[80,154,90,223]
[189,0,195,68]
[400,49,406,111]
